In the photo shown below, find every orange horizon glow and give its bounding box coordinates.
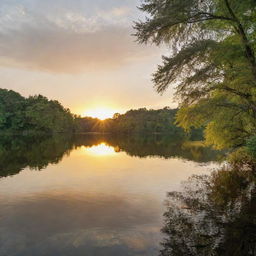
[82,106,119,120]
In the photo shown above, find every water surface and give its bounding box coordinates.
[0,134,220,256]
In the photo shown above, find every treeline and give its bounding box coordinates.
[75,108,202,139]
[0,89,73,133]
[0,88,202,137]
[74,108,182,133]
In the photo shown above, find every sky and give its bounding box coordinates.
[0,0,176,116]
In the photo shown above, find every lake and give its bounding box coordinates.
[0,134,221,256]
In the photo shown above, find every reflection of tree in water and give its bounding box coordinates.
[0,134,222,178]
[160,166,256,256]
[0,134,74,177]
[74,134,223,162]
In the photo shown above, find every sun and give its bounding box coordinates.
[83,107,117,120]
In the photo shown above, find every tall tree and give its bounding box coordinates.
[135,0,256,149]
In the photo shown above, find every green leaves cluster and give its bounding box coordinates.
[0,89,74,133]
[109,108,183,134]
[135,0,256,149]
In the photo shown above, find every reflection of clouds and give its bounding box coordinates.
[0,192,161,255]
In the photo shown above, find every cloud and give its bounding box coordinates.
[0,0,156,73]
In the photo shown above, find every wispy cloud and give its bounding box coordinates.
[0,0,156,73]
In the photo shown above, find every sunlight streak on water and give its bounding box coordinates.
[82,143,117,157]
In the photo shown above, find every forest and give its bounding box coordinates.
[74,107,202,138]
[0,88,202,138]
[0,89,74,133]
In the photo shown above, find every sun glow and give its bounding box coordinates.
[83,107,117,120]
[83,143,117,157]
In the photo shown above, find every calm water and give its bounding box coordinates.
[0,134,221,256]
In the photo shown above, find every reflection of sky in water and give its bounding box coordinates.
[0,143,216,255]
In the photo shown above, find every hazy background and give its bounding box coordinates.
[0,0,175,115]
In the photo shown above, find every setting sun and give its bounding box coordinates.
[83,107,117,120]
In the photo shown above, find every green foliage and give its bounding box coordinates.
[0,88,204,138]
[228,147,256,170]
[25,95,73,132]
[0,89,26,130]
[108,107,183,134]
[0,89,74,133]
[135,0,256,149]
[74,107,199,138]
[74,116,110,133]
[246,136,256,157]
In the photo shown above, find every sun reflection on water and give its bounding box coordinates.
[83,143,117,157]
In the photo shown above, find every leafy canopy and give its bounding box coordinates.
[135,0,256,149]
[0,89,74,133]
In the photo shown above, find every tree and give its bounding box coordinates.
[0,89,26,130]
[0,89,74,133]
[135,0,256,149]
[25,95,73,132]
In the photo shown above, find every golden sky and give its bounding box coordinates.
[0,0,176,116]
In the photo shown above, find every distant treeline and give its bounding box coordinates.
[0,88,201,138]
[75,108,203,139]
[75,108,182,133]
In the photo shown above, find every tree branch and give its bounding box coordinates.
[224,0,256,80]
